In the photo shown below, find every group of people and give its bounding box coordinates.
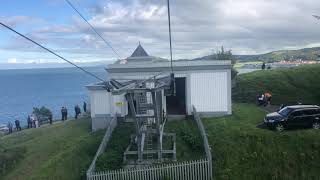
[257,92,272,106]
[27,114,40,129]
[61,102,87,120]
[7,119,22,134]
[6,102,87,135]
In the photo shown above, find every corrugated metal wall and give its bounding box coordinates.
[91,90,112,117]
[190,71,229,113]
[90,90,128,118]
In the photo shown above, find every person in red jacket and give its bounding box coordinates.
[264,92,272,106]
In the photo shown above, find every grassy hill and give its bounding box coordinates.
[233,64,320,105]
[235,47,320,62]
[194,47,320,62]
[204,104,320,180]
[0,117,104,180]
[2,106,319,180]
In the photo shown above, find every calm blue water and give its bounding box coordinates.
[0,67,106,126]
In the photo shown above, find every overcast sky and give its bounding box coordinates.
[0,0,320,66]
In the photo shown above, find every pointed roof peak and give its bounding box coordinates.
[130,43,149,57]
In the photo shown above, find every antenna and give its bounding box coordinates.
[167,0,173,73]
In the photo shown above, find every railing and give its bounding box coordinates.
[192,106,213,179]
[86,116,118,175]
[87,159,211,180]
[86,107,213,180]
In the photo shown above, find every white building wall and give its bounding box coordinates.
[189,70,231,115]
[90,90,112,117]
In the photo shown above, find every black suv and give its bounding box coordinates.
[264,105,320,132]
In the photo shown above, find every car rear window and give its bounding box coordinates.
[302,109,316,115]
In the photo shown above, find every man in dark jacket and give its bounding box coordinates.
[61,107,65,121]
[27,115,32,128]
[7,121,13,134]
[75,105,81,119]
[15,119,21,131]
[83,102,87,113]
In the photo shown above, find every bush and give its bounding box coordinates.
[33,106,51,117]
[178,124,203,151]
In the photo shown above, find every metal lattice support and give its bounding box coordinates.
[108,74,176,166]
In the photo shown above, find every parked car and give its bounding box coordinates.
[264,105,320,132]
[0,124,9,135]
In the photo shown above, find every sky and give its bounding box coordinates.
[0,0,320,67]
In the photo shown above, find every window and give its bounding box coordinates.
[279,107,292,116]
[290,111,302,117]
[303,109,317,116]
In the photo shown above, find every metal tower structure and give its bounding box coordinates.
[106,74,176,166]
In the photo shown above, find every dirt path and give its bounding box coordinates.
[261,105,280,113]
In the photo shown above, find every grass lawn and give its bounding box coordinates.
[96,119,205,171]
[233,64,320,105]
[0,117,104,180]
[204,104,320,180]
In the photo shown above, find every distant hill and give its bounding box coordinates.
[194,47,320,62]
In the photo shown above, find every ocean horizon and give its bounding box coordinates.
[0,66,106,126]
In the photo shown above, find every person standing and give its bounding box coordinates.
[34,116,39,128]
[74,105,81,119]
[15,119,21,131]
[27,115,32,128]
[61,107,65,121]
[7,121,13,134]
[83,101,87,113]
[264,92,272,106]
[65,107,68,120]
[48,110,53,125]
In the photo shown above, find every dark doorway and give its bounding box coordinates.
[166,77,186,115]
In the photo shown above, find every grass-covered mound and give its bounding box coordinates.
[204,104,320,180]
[0,117,104,180]
[96,119,205,171]
[233,64,320,105]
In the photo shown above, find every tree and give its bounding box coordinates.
[32,106,51,118]
[212,46,238,79]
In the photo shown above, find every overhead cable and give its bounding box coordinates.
[0,22,106,82]
[65,0,122,59]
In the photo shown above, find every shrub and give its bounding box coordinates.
[32,106,51,118]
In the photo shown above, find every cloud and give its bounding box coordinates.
[7,58,17,64]
[0,16,45,27]
[2,0,320,64]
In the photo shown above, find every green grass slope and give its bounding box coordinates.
[96,119,205,172]
[204,104,320,180]
[0,117,104,180]
[233,65,320,105]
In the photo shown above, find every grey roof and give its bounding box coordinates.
[130,44,149,57]
[107,60,232,73]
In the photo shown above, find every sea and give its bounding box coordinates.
[0,66,106,126]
